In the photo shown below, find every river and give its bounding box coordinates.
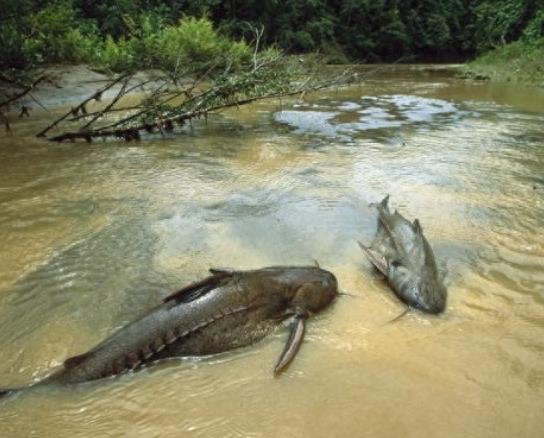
[0,65,543,437]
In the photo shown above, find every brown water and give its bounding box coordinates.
[1,65,543,437]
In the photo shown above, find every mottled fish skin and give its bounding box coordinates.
[1,266,338,394]
[362,196,447,314]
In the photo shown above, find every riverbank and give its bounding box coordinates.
[463,37,544,87]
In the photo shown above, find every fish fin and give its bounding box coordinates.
[384,307,411,325]
[163,271,233,304]
[274,313,307,376]
[369,194,390,212]
[358,241,389,275]
[413,218,423,234]
[64,352,93,369]
[208,267,236,275]
[377,212,406,254]
[378,195,390,212]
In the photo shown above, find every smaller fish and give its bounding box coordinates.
[359,195,447,314]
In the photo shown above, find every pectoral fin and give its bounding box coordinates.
[358,241,388,275]
[274,314,307,376]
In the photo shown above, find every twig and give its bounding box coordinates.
[28,92,49,112]
[36,73,130,137]
[251,25,265,72]
[79,75,131,131]
[0,76,47,109]
[1,109,10,132]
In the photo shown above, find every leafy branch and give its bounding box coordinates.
[41,47,360,143]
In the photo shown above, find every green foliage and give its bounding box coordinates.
[90,17,251,73]
[0,0,100,68]
[1,0,544,70]
[0,22,30,69]
[523,9,544,39]
[24,2,99,63]
[94,36,136,71]
[154,17,250,72]
[464,37,544,85]
[471,0,528,52]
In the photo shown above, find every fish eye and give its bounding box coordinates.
[391,260,402,268]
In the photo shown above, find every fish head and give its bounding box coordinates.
[387,259,447,314]
[287,267,338,314]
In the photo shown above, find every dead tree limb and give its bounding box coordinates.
[79,76,131,131]
[42,46,363,144]
[47,73,359,143]
[0,75,47,109]
[36,73,131,137]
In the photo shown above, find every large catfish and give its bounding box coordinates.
[359,196,447,314]
[0,266,338,397]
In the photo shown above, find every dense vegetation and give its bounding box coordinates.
[464,36,544,84]
[1,0,543,75]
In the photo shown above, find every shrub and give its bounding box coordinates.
[0,23,32,69]
[153,17,251,73]
[93,36,136,71]
[22,2,100,64]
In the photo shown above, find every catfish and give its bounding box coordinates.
[359,196,447,313]
[0,266,338,398]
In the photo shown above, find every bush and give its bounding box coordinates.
[523,10,544,41]
[464,37,544,85]
[22,2,100,64]
[0,23,32,69]
[92,36,136,72]
[153,17,251,73]
[89,17,251,74]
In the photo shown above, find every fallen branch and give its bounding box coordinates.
[42,48,362,143]
[48,73,358,143]
[36,73,131,137]
[0,75,47,109]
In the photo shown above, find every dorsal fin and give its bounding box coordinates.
[377,214,399,251]
[162,271,233,304]
[370,194,390,212]
[209,267,236,275]
[379,195,390,212]
[64,352,92,369]
[413,218,423,234]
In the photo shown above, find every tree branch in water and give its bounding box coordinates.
[41,52,361,143]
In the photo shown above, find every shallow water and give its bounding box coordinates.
[0,65,543,437]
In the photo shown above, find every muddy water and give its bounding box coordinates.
[0,65,543,437]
